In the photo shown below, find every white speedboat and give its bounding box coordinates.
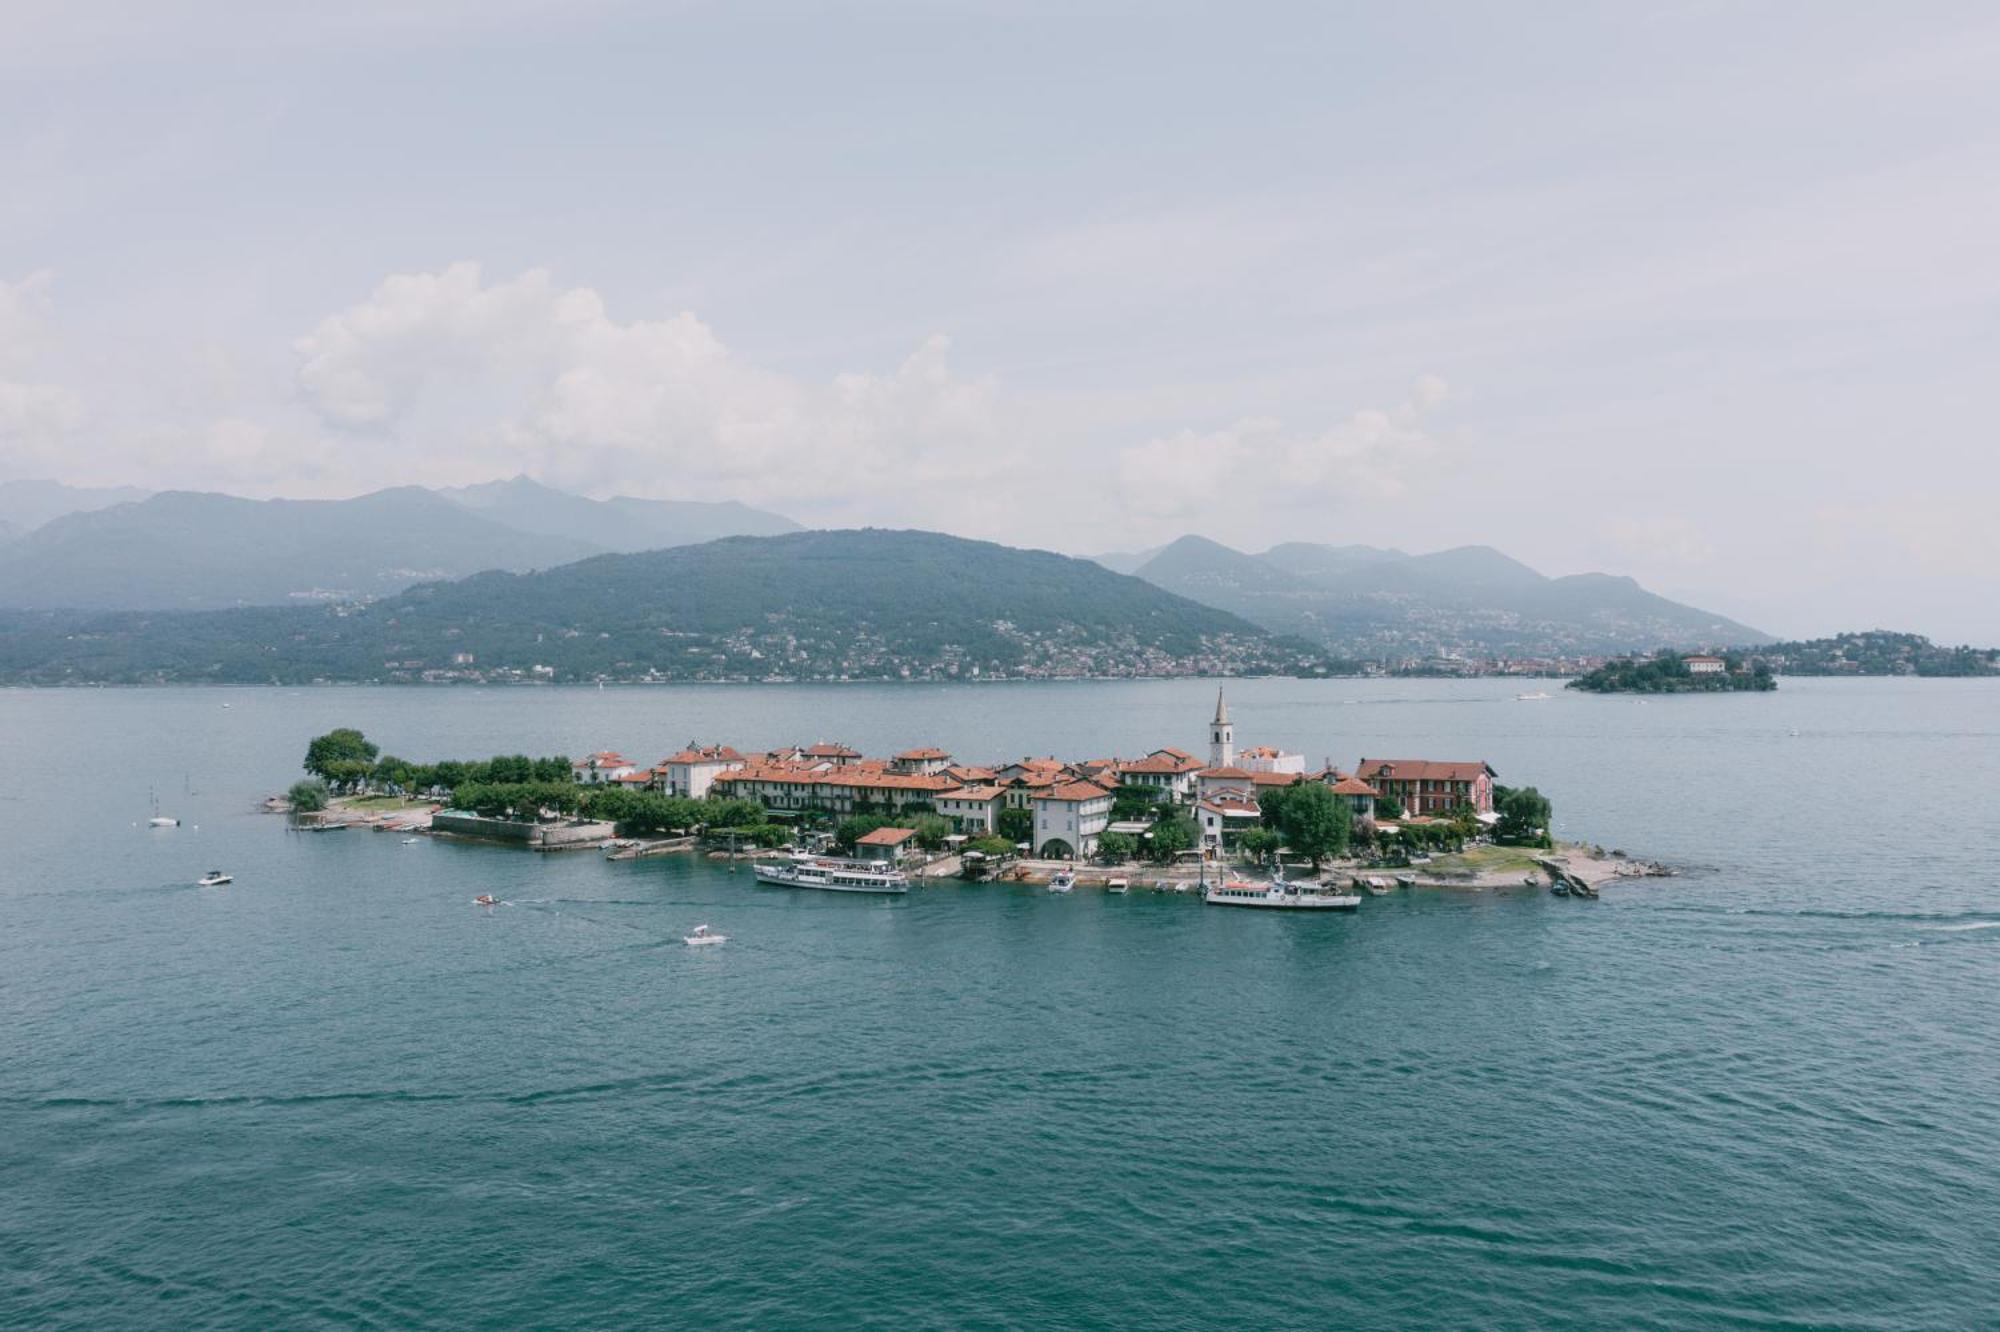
[1515,690,1551,701]
[1048,868,1075,894]
[197,870,232,887]
[1206,870,1360,910]
[401,836,421,844]
[684,924,727,947]
[754,857,909,895]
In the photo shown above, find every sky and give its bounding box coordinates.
[3,1,1998,641]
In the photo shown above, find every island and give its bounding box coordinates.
[275,694,1668,901]
[1568,651,1775,694]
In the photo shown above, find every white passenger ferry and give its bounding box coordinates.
[753,855,910,895]
[1204,870,1360,911]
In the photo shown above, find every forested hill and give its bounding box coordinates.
[1751,631,2000,676]
[0,529,1326,684]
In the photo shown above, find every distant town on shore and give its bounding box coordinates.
[1,480,1995,687]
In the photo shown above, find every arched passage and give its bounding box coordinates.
[1038,838,1075,861]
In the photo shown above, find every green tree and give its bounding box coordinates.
[835,813,893,850]
[997,807,1034,845]
[1238,827,1282,864]
[1275,782,1350,868]
[1495,786,1552,846]
[1110,785,1161,821]
[1374,793,1404,820]
[287,778,330,812]
[910,814,953,851]
[1096,830,1139,863]
[303,728,378,779]
[1149,814,1197,863]
[964,834,1014,858]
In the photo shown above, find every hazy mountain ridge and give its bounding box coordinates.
[0,528,1325,684]
[0,479,154,535]
[439,476,800,550]
[0,479,801,610]
[1126,534,1769,657]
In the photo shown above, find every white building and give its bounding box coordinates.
[1236,745,1307,775]
[656,744,745,799]
[1685,655,1727,675]
[1031,780,1114,860]
[1196,793,1263,849]
[936,785,1008,834]
[572,751,636,784]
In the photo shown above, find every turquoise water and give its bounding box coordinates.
[2,678,1997,1328]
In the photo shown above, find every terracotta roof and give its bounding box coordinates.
[1328,775,1380,796]
[1356,758,1497,783]
[803,742,861,758]
[578,751,630,766]
[944,765,995,782]
[856,827,917,846]
[1119,750,1204,775]
[1246,770,1304,787]
[1199,766,1253,780]
[940,785,1008,802]
[662,745,744,765]
[1035,780,1113,804]
[1197,795,1262,816]
[894,747,951,760]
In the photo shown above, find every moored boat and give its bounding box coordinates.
[1106,877,1129,894]
[1048,868,1076,894]
[753,857,909,895]
[1206,869,1360,910]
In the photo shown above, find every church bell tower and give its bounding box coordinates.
[1209,687,1234,768]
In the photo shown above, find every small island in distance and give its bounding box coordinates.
[1569,651,1777,694]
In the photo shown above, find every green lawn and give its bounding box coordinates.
[1422,843,1546,877]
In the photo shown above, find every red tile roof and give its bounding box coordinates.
[856,827,917,846]
[1355,759,1496,783]
[894,747,951,760]
[1328,775,1380,796]
[1036,780,1113,804]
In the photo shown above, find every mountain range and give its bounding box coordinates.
[0,477,798,610]
[1102,535,1768,658]
[0,529,1319,685]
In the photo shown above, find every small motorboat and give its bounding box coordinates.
[196,870,232,887]
[472,894,498,907]
[1048,869,1076,894]
[1550,881,1571,897]
[400,837,421,845]
[149,816,180,828]
[684,924,727,947]
[1515,690,1551,701]
[1395,874,1417,890]
[1106,877,1129,894]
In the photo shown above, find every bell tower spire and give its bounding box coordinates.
[1209,687,1234,768]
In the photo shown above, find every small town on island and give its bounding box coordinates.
[280,691,1666,907]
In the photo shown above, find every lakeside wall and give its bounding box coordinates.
[432,812,616,849]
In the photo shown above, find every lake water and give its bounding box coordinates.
[2,678,1997,1329]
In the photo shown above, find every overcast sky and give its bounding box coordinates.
[4,1,1998,640]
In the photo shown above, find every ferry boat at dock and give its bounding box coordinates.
[753,856,910,895]
[1205,870,1361,911]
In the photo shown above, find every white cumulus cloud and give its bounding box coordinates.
[291,263,1001,514]
[1115,375,1449,523]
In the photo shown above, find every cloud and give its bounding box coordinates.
[1115,375,1448,521]
[291,263,1002,513]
